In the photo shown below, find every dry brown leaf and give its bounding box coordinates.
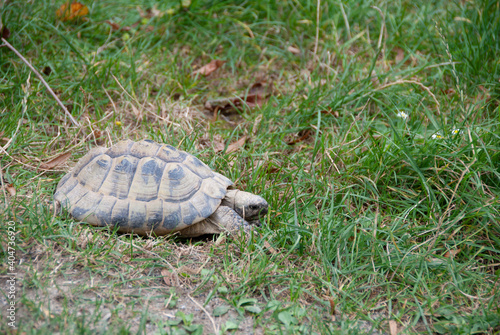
[389,320,398,335]
[40,152,71,170]
[328,297,336,315]
[42,66,52,75]
[244,94,265,108]
[226,135,247,154]
[206,81,269,114]
[178,265,200,275]
[249,82,267,95]
[199,133,225,153]
[394,47,404,63]
[320,108,340,117]
[212,139,225,153]
[205,94,265,113]
[444,248,460,258]
[104,20,124,31]
[6,183,16,197]
[56,2,89,22]
[1,26,10,40]
[287,45,300,54]
[160,269,178,287]
[287,130,311,145]
[192,59,226,76]
[137,6,163,19]
[206,83,268,119]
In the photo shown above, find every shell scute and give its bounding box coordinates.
[106,140,134,158]
[158,163,201,202]
[128,157,165,202]
[146,200,163,228]
[90,196,117,226]
[181,202,200,226]
[162,204,182,230]
[111,200,130,227]
[130,140,161,158]
[99,156,138,199]
[76,155,112,192]
[128,202,147,228]
[71,188,101,220]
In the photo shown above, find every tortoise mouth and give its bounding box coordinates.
[236,205,268,221]
[256,206,268,217]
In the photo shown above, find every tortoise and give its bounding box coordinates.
[54,139,268,237]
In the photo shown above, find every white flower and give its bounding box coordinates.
[452,128,461,135]
[431,133,444,139]
[396,111,409,120]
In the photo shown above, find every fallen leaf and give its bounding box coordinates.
[226,136,247,154]
[288,45,300,54]
[93,129,102,138]
[1,26,10,40]
[137,6,163,19]
[444,248,460,258]
[443,87,456,96]
[244,94,265,108]
[320,108,339,117]
[40,152,71,170]
[328,297,335,315]
[199,133,225,153]
[160,269,178,287]
[394,47,404,63]
[287,130,311,145]
[5,183,16,197]
[192,59,225,76]
[56,2,89,22]
[104,20,125,31]
[178,265,200,275]
[248,82,267,95]
[205,94,265,113]
[389,320,398,335]
[42,66,52,75]
[211,139,225,153]
[205,82,269,117]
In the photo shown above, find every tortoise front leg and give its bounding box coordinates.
[177,206,250,237]
[207,206,252,235]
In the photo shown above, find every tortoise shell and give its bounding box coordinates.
[54,139,233,235]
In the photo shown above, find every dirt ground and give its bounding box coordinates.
[0,229,385,334]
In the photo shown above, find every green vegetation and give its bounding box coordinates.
[1,0,499,334]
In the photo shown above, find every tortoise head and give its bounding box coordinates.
[222,189,269,220]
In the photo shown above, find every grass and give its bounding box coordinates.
[1,0,499,334]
